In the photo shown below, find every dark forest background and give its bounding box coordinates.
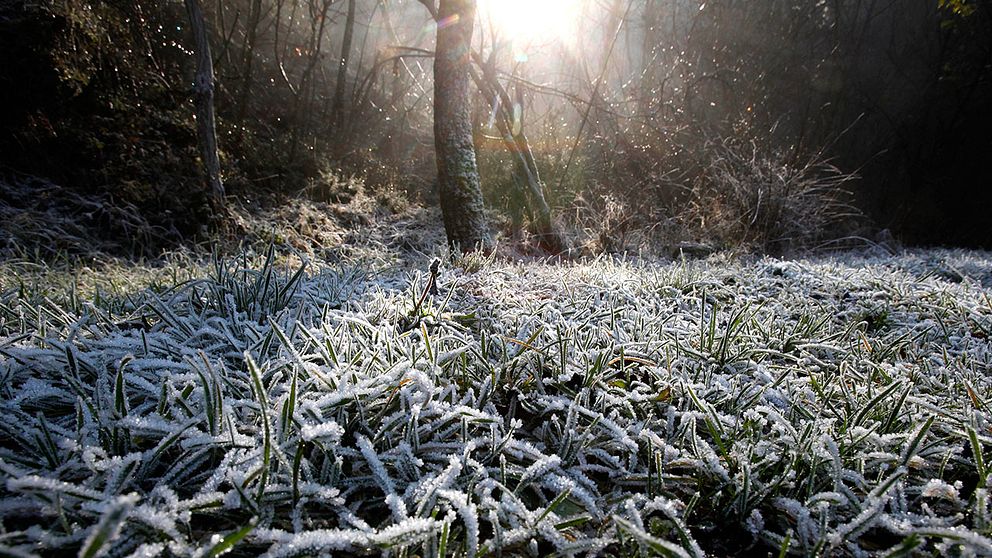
[1,0,991,256]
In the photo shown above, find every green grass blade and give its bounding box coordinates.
[204,520,256,558]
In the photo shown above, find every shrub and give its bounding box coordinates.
[684,137,863,251]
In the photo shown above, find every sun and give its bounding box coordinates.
[477,0,582,48]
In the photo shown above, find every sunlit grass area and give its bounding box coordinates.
[1,240,990,556]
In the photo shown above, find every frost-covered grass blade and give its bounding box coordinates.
[0,248,990,556]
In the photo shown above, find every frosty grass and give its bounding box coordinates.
[1,248,991,556]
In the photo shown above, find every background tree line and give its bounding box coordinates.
[1,0,990,254]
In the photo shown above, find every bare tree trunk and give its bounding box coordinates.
[469,59,566,253]
[638,0,661,116]
[434,0,491,252]
[236,0,262,121]
[331,0,357,131]
[287,0,333,163]
[185,0,225,209]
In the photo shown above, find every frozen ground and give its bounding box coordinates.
[0,245,990,556]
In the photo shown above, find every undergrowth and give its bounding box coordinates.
[0,247,990,556]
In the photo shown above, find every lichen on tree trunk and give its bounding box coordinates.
[433,0,491,252]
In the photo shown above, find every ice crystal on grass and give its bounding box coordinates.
[0,248,991,555]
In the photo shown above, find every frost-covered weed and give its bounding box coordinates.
[0,248,990,556]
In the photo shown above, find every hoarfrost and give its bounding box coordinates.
[1,248,990,555]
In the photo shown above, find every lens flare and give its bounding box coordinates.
[478,0,581,48]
